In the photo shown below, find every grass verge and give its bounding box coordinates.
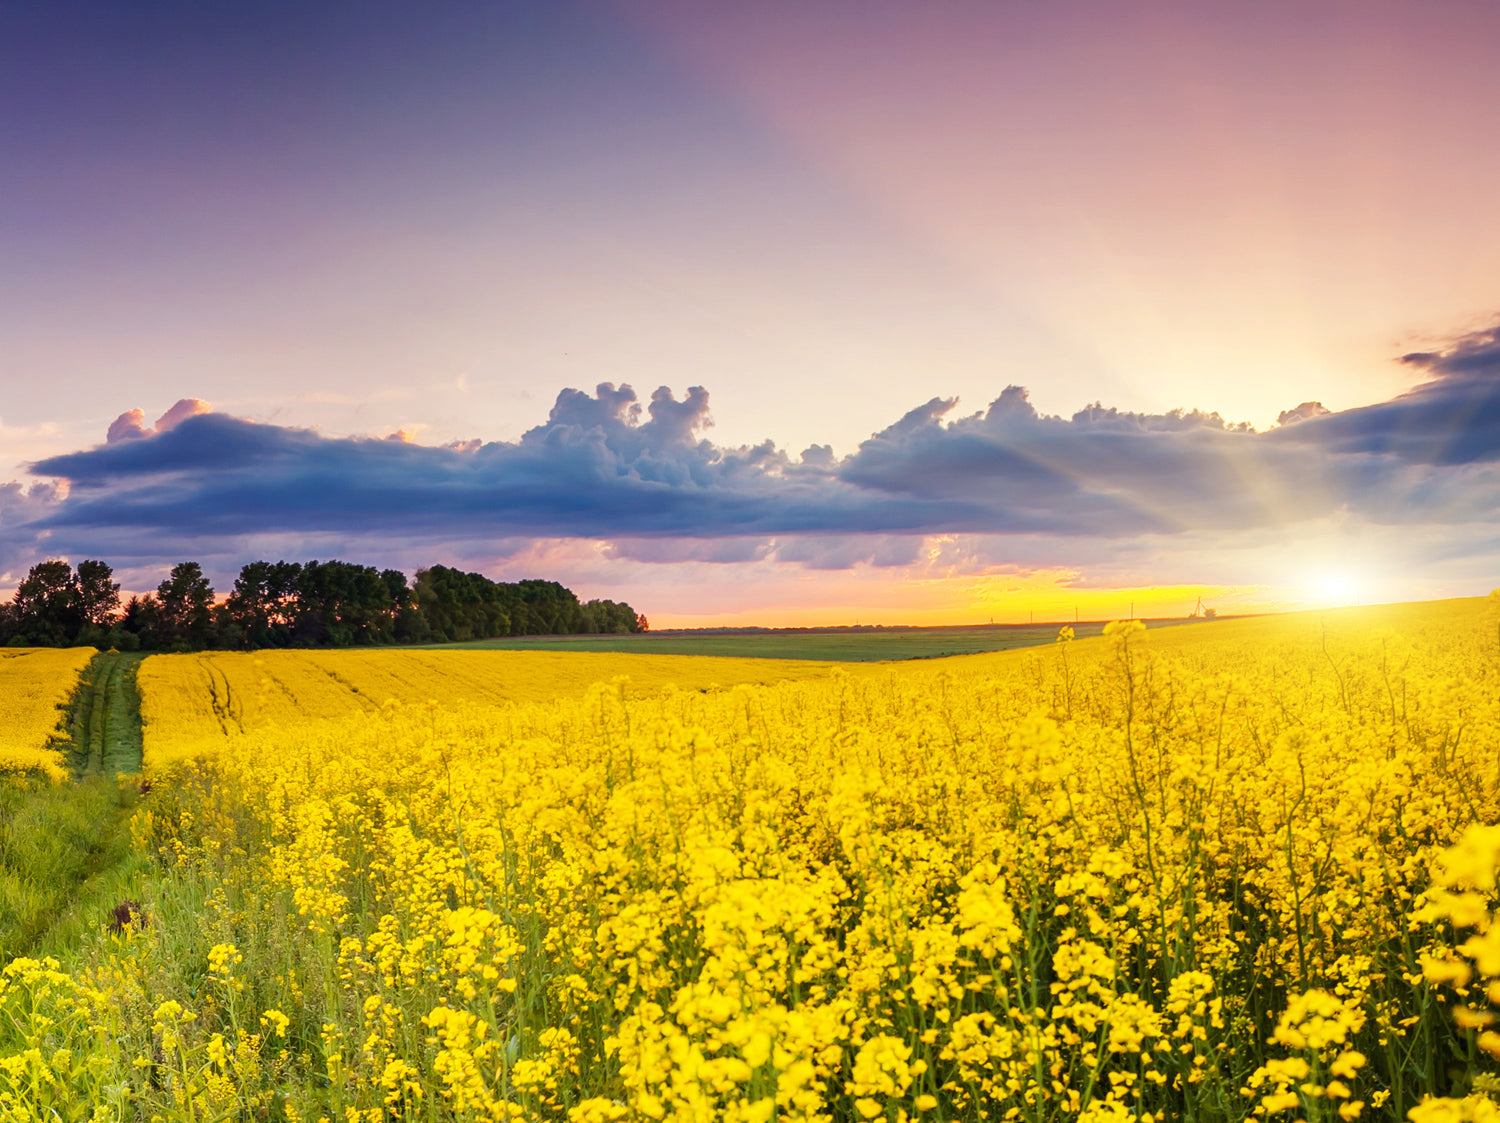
[0,775,148,964]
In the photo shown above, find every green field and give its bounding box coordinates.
[425,615,1207,660]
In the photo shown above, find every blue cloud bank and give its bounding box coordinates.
[11,327,1500,573]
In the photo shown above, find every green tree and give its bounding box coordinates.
[224,560,302,647]
[156,562,215,650]
[75,559,121,629]
[11,559,80,646]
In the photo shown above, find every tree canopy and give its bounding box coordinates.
[0,557,644,651]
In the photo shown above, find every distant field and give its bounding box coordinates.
[424,616,1205,660]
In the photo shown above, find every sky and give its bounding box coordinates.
[2,0,1498,626]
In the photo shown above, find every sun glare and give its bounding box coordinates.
[1307,570,1365,606]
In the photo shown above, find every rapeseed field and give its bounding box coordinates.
[136,649,844,764]
[0,648,93,781]
[4,595,1500,1121]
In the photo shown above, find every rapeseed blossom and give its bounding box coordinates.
[0,595,1497,1118]
[0,647,93,779]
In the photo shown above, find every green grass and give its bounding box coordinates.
[0,652,149,963]
[424,616,1207,661]
[64,650,145,778]
[0,776,148,963]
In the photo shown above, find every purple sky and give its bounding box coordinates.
[2,0,1498,623]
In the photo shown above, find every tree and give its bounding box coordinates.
[156,562,215,650]
[118,596,158,650]
[413,565,510,642]
[224,560,303,647]
[75,560,121,629]
[11,560,79,646]
[2,553,639,648]
[294,559,401,645]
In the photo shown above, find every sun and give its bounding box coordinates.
[1307,570,1364,606]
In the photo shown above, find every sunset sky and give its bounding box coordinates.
[3,0,1498,626]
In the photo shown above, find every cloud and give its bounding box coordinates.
[1400,322,1500,381]
[0,480,67,576]
[771,535,926,570]
[602,537,776,565]
[1268,333,1500,467]
[0,416,65,472]
[832,385,1370,536]
[13,353,1500,580]
[106,398,212,443]
[1276,402,1330,426]
[105,409,150,443]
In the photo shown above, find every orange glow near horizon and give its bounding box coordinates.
[472,537,1479,633]
[640,563,1459,630]
[646,571,1257,630]
[644,577,1432,631]
[12,539,1470,636]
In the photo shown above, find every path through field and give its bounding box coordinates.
[66,651,144,778]
[0,651,154,962]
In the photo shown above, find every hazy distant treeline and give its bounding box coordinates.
[0,558,646,651]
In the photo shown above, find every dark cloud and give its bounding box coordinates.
[13,358,1500,574]
[1400,323,1500,381]
[28,388,960,546]
[1269,332,1500,467]
[835,384,1366,536]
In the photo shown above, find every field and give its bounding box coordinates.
[0,647,94,780]
[429,619,1199,662]
[136,648,845,764]
[2,596,1500,1120]
[0,649,144,971]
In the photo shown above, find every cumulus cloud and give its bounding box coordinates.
[13,354,1500,577]
[105,409,150,443]
[1276,401,1331,426]
[155,398,212,433]
[832,384,1371,536]
[106,398,212,443]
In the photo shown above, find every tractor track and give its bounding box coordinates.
[66,651,145,778]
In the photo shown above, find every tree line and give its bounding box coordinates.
[0,558,646,651]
